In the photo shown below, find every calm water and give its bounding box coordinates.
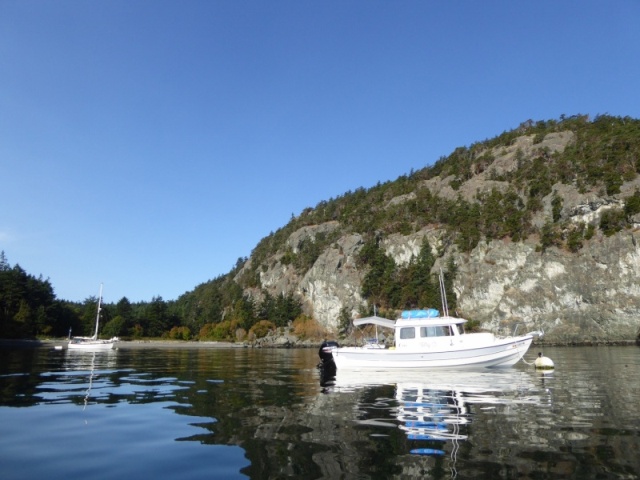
[1,345,639,480]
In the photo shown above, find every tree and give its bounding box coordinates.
[552,194,563,223]
[360,239,397,307]
[257,291,302,327]
[232,296,256,330]
[337,306,352,335]
[13,300,33,337]
[115,297,134,336]
[103,315,126,338]
[145,296,170,337]
[0,251,9,271]
[78,295,100,337]
[401,237,438,309]
[0,261,58,338]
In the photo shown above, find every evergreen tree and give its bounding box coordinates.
[0,251,9,271]
[146,296,169,337]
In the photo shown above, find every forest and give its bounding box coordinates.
[0,251,305,341]
[0,237,450,342]
[3,114,640,341]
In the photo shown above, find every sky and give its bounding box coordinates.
[1,1,639,303]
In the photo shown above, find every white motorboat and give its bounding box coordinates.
[68,284,118,351]
[326,272,542,370]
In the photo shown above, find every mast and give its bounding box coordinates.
[92,283,103,340]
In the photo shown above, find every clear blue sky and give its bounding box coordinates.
[1,1,639,303]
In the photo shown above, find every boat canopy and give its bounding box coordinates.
[353,315,396,329]
[400,309,439,319]
[396,315,467,326]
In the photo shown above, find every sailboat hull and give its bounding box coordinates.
[68,338,116,350]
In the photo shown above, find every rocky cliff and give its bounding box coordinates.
[245,219,639,344]
[236,123,640,344]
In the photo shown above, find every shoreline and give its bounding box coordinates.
[1,338,638,349]
[0,339,247,349]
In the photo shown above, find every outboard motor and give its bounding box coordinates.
[318,340,339,364]
[318,340,338,386]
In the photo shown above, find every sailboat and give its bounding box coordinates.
[68,284,118,350]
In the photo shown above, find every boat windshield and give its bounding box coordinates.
[420,326,452,337]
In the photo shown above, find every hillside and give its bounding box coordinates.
[178,114,640,343]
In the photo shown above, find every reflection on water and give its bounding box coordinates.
[316,351,640,479]
[0,345,639,479]
[320,365,552,471]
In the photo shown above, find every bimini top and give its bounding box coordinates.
[353,311,468,330]
[353,315,396,329]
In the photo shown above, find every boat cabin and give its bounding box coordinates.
[395,316,466,349]
[353,309,469,350]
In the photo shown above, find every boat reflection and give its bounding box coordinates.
[64,347,118,370]
[62,348,119,412]
[398,382,468,445]
[320,367,546,456]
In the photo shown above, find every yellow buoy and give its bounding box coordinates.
[534,352,554,369]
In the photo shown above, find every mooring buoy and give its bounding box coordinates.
[534,352,554,369]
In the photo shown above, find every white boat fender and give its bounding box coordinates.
[534,352,554,369]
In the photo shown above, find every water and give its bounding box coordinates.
[0,345,639,479]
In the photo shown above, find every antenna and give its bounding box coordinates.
[439,269,449,317]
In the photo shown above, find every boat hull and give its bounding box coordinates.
[68,339,116,350]
[331,335,533,369]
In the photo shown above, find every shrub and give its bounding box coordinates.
[538,221,562,251]
[131,324,144,339]
[552,194,563,222]
[198,323,215,340]
[248,320,276,339]
[291,314,327,340]
[464,319,482,332]
[199,321,234,341]
[168,326,191,341]
[600,208,626,236]
[624,190,640,217]
[566,223,585,252]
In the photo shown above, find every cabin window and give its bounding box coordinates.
[420,326,452,338]
[399,327,416,339]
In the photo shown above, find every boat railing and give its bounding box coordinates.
[510,324,545,339]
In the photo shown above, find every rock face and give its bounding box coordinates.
[251,220,639,343]
[241,130,640,344]
[253,230,367,322]
[454,233,640,343]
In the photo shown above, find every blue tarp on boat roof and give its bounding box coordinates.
[400,309,439,319]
